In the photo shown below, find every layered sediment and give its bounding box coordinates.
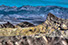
[0,13,68,45]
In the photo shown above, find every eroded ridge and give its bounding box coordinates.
[0,13,68,39]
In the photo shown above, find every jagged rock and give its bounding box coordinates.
[43,13,68,39]
[0,22,15,28]
[46,13,63,24]
[0,36,67,45]
[16,22,35,28]
[46,13,68,30]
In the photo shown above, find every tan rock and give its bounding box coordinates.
[61,24,68,30]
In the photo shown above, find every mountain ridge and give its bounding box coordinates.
[0,5,68,25]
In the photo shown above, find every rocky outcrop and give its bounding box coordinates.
[46,13,68,30]
[16,22,35,28]
[0,22,15,28]
[43,13,68,39]
[0,21,35,28]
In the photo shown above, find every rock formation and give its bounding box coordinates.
[0,22,15,28]
[46,13,68,30]
[0,13,67,45]
[16,22,35,28]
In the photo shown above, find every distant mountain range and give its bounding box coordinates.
[0,5,68,25]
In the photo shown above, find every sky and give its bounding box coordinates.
[0,0,68,8]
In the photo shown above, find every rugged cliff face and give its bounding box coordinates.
[44,13,68,39]
[0,13,67,45]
